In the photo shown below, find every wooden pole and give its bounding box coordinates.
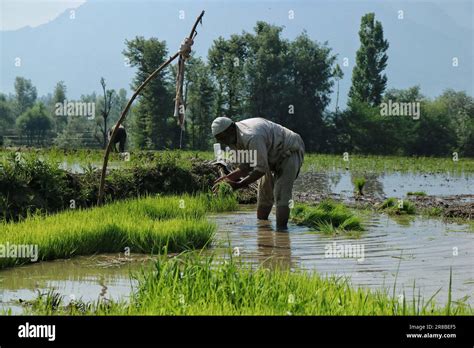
[97,10,205,205]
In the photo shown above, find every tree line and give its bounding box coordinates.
[1,13,472,156]
[0,76,128,148]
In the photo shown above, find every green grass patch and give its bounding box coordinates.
[3,149,473,174]
[353,177,366,196]
[0,194,237,269]
[302,153,474,174]
[378,198,416,215]
[291,201,364,233]
[0,148,213,169]
[423,207,443,217]
[407,191,427,196]
[25,252,472,315]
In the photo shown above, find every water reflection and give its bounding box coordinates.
[213,210,474,306]
[0,255,150,314]
[256,220,293,270]
[294,171,472,198]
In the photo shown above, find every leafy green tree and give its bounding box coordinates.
[16,103,52,145]
[0,94,15,128]
[408,98,457,156]
[206,22,338,152]
[436,89,474,156]
[285,31,337,151]
[244,22,289,122]
[52,81,67,133]
[381,86,425,154]
[54,115,92,149]
[349,13,389,106]
[123,36,173,149]
[14,77,37,116]
[186,57,216,150]
[112,88,128,124]
[208,35,248,120]
[338,101,394,154]
[53,93,98,149]
[0,94,15,145]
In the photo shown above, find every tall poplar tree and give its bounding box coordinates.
[349,13,389,106]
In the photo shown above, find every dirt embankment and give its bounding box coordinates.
[199,161,473,219]
[293,191,473,220]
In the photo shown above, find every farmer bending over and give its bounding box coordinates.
[211,117,305,229]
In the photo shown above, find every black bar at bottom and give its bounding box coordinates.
[0,316,472,346]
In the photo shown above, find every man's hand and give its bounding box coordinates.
[212,179,244,193]
[226,180,244,190]
[214,168,250,185]
[213,175,228,185]
[239,169,266,188]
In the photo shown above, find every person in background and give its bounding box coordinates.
[108,124,127,153]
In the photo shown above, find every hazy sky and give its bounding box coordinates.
[1,0,472,105]
[0,0,86,31]
[1,0,472,32]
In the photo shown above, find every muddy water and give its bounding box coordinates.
[0,255,154,314]
[211,208,474,306]
[294,171,472,198]
[0,209,472,314]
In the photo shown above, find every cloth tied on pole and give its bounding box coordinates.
[174,37,194,130]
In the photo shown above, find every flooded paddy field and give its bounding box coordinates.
[294,170,472,198]
[1,207,472,314]
[294,170,473,219]
[211,208,473,307]
[0,150,472,314]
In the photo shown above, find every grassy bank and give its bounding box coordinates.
[27,253,472,315]
[0,148,213,169]
[0,151,219,221]
[303,153,474,174]
[0,194,237,269]
[3,149,473,174]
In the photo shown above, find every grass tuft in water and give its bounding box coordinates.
[291,201,364,233]
[207,182,238,212]
[423,207,443,217]
[407,191,427,196]
[379,198,416,215]
[353,177,366,196]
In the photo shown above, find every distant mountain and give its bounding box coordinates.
[1,0,472,109]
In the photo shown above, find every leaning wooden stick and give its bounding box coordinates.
[97,10,205,205]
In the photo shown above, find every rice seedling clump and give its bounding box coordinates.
[353,177,366,196]
[407,191,427,196]
[378,197,416,215]
[0,194,237,269]
[291,201,364,233]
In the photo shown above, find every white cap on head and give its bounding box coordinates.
[211,117,233,136]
